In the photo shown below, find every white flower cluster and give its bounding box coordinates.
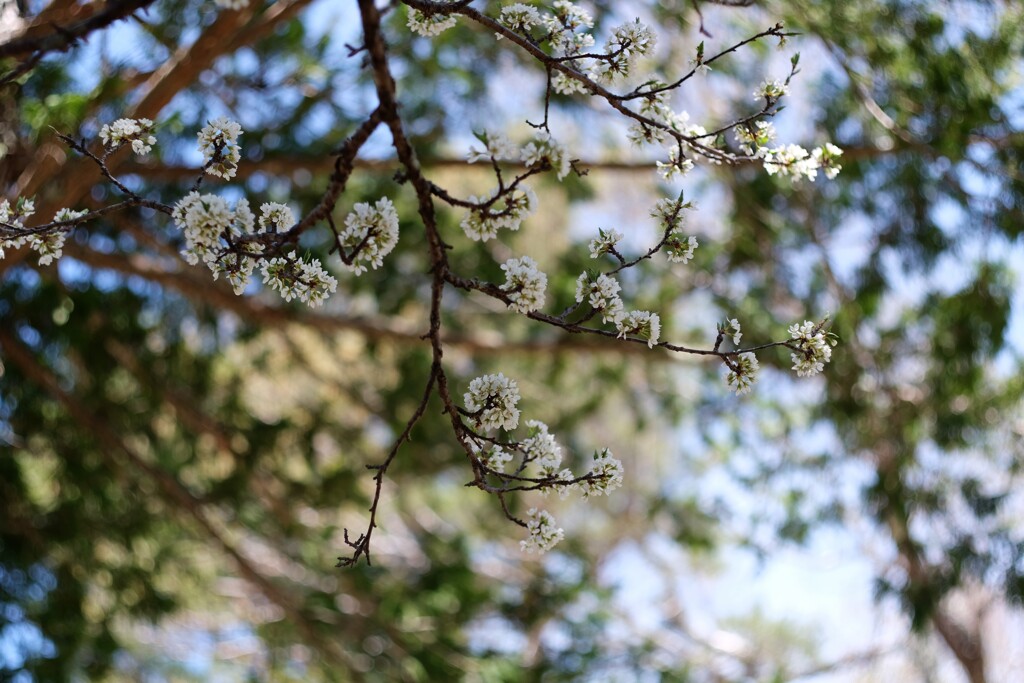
[665,234,698,264]
[761,143,843,181]
[655,147,695,179]
[31,208,86,266]
[579,448,624,498]
[591,19,657,82]
[727,352,759,395]
[407,6,458,37]
[260,251,338,307]
[475,443,513,473]
[543,0,595,56]
[172,192,260,292]
[461,187,536,242]
[338,197,400,274]
[552,71,587,95]
[467,130,520,164]
[651,197,698,264]
[520,508,564,554]
[98,118,156,155]
[464,372,521,431]
[789,320,835,377]
[258,202,294,233]
[500,256,547,313]
[522,419,563,476]
[575,272,624,324]
[755,78,789,101]
[588,228,623,259]
[522,131,572,180]
[0,197,35,258]
[498,3,542,34]
[736,120,777,156]
[616,309,661,348]
[724,318,742,346]
[197,117,242,180]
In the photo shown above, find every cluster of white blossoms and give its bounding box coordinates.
[521,131,572,180]
[724,318,742,346]
[407,6,459,37]
[498,3,542,34]
[755,78,790,101]
[579,448,625,498]
[521,508,564,554]
[543,0,595,56]
[522,419,563,476]
[0,199,89,265]
[588,228,623,259]
[0,197,35,258]
[461,187,536,242]
[258,202,294,233]
[789,320,835,377]
[575,272,624,324]
[736,120,777,156]
[761,143,843,181]
[616,309,661,348]
[475,443,513,473]
[591,19,657,82]
[651,197,699,264]
[464,372,522,431]
[260,251,338,307]
[98,118,156,155]
[172,192,258,284]
[500,256,548,313]
[197,117,242,180]
[338,197,400,274]
[32,208,86,266]
[467,130,520,164]
[727,352,760,395]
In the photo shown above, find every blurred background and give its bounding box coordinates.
[2,0,1024,680]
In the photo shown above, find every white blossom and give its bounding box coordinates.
[500,256,547,313]
[464,372,521,431]
[656,147,694,180]
[522,420,562,475]
[588,229,623,259]
[258,250,337,307]
[520,508,564,554]
[725,318,742,346]
[736,120,776,156]
[479,444,514,473]
[258,203,294,233]
[579,448,624,498]
[407,8,458,37]
[460,186,536,242]
[98,118,156,155]
[499,3,542,34]
[813,142,844,179]
[29,208,85,266]
[789,320,835,376]
[575,272,624,324]
[467,130,519,163]
[0,197,36,259]
[755,78,789,100]
[665,234,697,264]
[727,352,759,395]
[521,131,572,180]
[592,19,656,82]
[339,197,400,274]
[197,117,242,179]
[552,71,587,95]
[616,310,661,348]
